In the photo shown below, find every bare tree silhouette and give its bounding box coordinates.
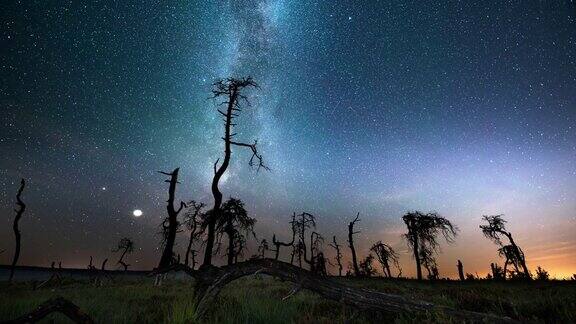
[292,212,319,269]
[216,198,256,265]
[9,178,26,282]
[370,241,400,278]
[347,213,361,276]
[203,77,269,266]
[183,201,205,268]
[113,237,134,271]
[329,236,343,276]
[272,213,296,261]
[480,214,530,279]
[157,168,186,269]
[402,211,458,280]
[308,231,324,273]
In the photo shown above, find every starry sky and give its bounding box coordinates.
[1,0,576,278]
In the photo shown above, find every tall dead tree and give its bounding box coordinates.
[347,212,361,276]
[402,211,458,280]
[203,77,269,266]
[9,178,26,282]
[113,237,134,271]
[329,236,343,276]
[370,241,400,278]
[271,213,296,260]
[158,168,186,269]
[480,214,530,279]
[183,201,205,268]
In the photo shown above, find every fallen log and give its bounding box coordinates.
[151,258,518,323]
[2,297,94,324]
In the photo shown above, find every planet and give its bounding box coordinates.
[133,209,143,217]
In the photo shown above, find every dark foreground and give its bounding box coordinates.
[1,273,575,323]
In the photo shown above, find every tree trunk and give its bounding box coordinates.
[158,168,183,269]
[152,259,518,324]
[185,232,194,267]
[226,222,235,265]
[204,90,238,266]
[507,235,530,278]
[9,179,26,282]
[348,214,360,276]
[412,234,422,280]
[457,260,465,281]
[6,297,95,324]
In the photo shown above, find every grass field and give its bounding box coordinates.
[1,276,575,323]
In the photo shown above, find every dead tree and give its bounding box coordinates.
[203,77,269,267]
[272,213,296,260]
[150,259,519,323]
[9,179,26,282]
[183,201,205,267]
[457,260,465,281]
[113,237,134,271]
[292,212,317,269]
[480,214,530,279]
[402,211,458,280]
[308,231,324,273]
[157,168,186,269]
[348,212,361,276]
[329,236,343,276]
[370,241,400,278]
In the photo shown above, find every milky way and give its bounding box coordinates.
[1,1,575,277]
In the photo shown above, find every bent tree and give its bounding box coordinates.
[113,237,134,271]
[203,77,269,266]
[370,241,400,278]
[402,211,458,280]
[9,178,26,282]
[480,214,530,279]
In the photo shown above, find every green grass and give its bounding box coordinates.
[1,277,575,323]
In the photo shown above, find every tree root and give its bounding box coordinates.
[2,297,94,324]
[151,258,519,323]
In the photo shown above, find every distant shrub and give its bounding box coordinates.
[465,273,476,281]
[535,266,549,281]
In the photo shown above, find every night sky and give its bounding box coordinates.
[1,1,575,278]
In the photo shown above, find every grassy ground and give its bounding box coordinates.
[1,276,575,323]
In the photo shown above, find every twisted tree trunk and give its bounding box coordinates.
[5,297,94,324]
[9,179,26,282]
[158,168,185,269]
